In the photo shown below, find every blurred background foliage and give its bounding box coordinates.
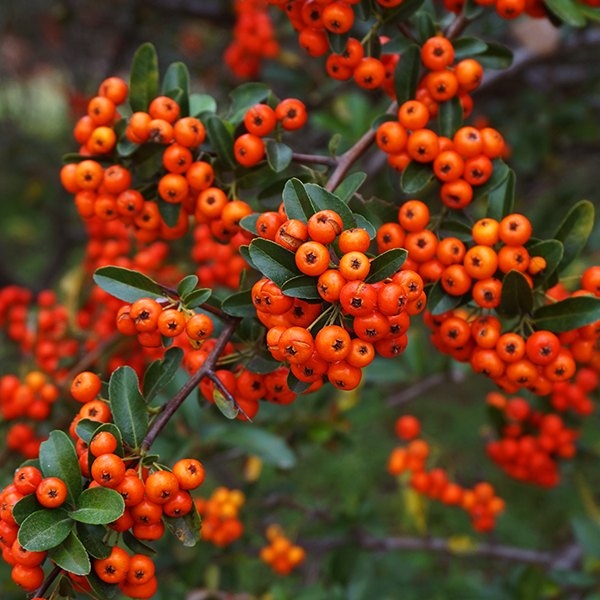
[1,1,600,599]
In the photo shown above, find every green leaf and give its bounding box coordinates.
[239,245,258,271]
[365,249,408,283]
[177,275,198,299]
[544,0,586,25]
[18,508,73,552]
[515,566,545,600]
[228,82,270,125]
[283,178,317,224]
[123,531,157,557]
[57,574,77,599]
[528,240,564,287]
[476,43,514,70]
[87,423,125,473]
[393,45,421,105]
[206,114,235,170]
[108,367,148,450]
[48,531,91,576]
[334,173,367,203]
[427,280,464,315]
[93,266,164,303]
[401,160,435,194]
[12,494,43,526]
[500,270,534,318]
[222,289,256,318]
[163,503,202,547]
[354,214,377,240]
[439,219,474,242]
[249,238,303,288]
[183,288,212,309]
[76,522,111,559]
[213,388,239,420]
[472,158,510,202]
[39,431,82,506]
[553,200,594,274]
[438,96,463,139]
[87,570,119,600]
[486,169,515,221]
[452,37,488,60]
[381,37,414,55]
[162,62,190,116]
[266,140,293,173]
[157,197,181,228]
[383,0,426,23]
[75,418,103,444]
[576,2,600,20]
[305,184,357,230]
[463,0,486,19]
[287,370,312,394]
[128,43,159,113]
[327,30,350,55]
[70,488,125,525]
[281,275,321,300]
[240,213,259,236]
[189,93,216,117]
[533,297,600,332]
[364,196,400,224]
[247,351,281,374]
[354,0,372,20]
[164,87,186,113]
[143,347,185,403]
[414,12,436,45]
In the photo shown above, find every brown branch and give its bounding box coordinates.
[444,14,471,40]
[325,101,398,192]
[386,371,465,406]
[140,316,241,451]
[292,153,337,168]
[30,564,62,599]
[260,494,333,523]
[397,23,417,43]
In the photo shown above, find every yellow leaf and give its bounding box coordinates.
[447,535,478,555]
[244,455,263,483]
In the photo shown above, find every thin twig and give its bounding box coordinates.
[292,153,337,167]
[444,14,471,40]
[140,316,241,451]
[30,564,62,599]
[260,494,333,523]
[386,371,464,406]
[208,371,252,421]
[397,23,417,43]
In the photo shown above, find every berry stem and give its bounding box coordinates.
[31,563,62,599]
[291,153,337,167]
[444,14,471,40]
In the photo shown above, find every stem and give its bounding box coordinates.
[208,371,251,421]
[444,14,470,39]
[397,23,417,42]
[31,564,62,599]
[140,316,241,451]
[325,100,398,192]
[292,153,337,167]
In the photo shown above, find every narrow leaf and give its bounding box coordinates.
[142,347,185,403]
[48,531,91,576]
[108,367,148,449]
[401,161,435,194]
[183,288,212,309]
[249,238,303,288]
[266,141,293,173]
[177,275,198,299]
[76,522,112,559]
[161,62,190,116]
[213,388,239,420]
[305,183,356,230]
[128,43,159,113]
[93,266,164,303]
[287,371,312,394]
[163,504,202,547]
[123,531,157,557]
[553,200,594,273]
[427,280,464,315]
[486,169,515,221]
[334,173,367,203]
[393,45,421,105]
[500,270,534,318]
[452,37,488,60]
[365,249,408,283]
[221,289,256,318]
[282,178,317,224]
[534,297,600,332]
[206,114,235,169]
[438,96,464,139]
[281,275,321,300]
[544,0,586,26]
[39,431,82,506]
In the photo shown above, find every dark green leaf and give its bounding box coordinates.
[281,275,321,300]
[70,488,125,525]
[58,575,77,599]
[383,0,426,23]
[364,196,399,224]
[128,43,159,113]
[305,183,356,230]
[143,347,185,403]
[12,494,43,526]
[476,43,514,70]
[189,93,216,117]
[249,238,302,288]
[354,0,372,20]
[381,36,415,55]
[240,213,259,235]
[327,30,350,54]
[372,114,398,131]
[76,522,111,559]
[401,160,435,194]
[163,502,202,547]
[500,270,533,318]
[452,37,488,60]
[528,240,563,287]
[438,96,463,139]
[162,62,190,116]
[472,158,510,202]
[393,45,421,105]
[39,431,82,506]
[228,82,270,125]
[87,570,118,599]
[18,508,73,552]
[213,388,239,420]
[287,370,312,394]
[283,178,317,224]
[533,297,600,332]
[75,418,102,444]
[93,266,164,303]
[365,249,408,283]
[123,531,157,557]
[549,569,598,588]
[427,280,464,315]
[576,2,600,20]
[240,244,258,271]
[183,288,212,309]
[544,0,586,25]
[206,114,235,170]
[48,531,91,576]
[515,566,544,600]
[486,169,515,220]
[177,275,198,299]
[334,173,367,203]
[222,289,256,317]
[161,334,174,349]
[414,12,436,45]
[266,140,293,173]
[163,87,185,112]
[108,367,148,450]
[354,214,377,240]
[156,197,181,228]
[487,404,506,437]
[463,0,486,18]
[439,219,473,242]
[247,351,281,374]
[553,200,594,273]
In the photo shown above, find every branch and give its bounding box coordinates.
[397,23,417,43]
[386,371,465,406]
[444,14,471,39]
[325,100,398,192]
[187,590,253,600]
[208,370,252,421]
[30,564,62,599]
[140,315,241,451]
[260,494,333,523]
[156,282,227,319]
[292,153,337,167]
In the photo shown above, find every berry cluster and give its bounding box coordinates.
[0,371,58,425]
[234,99,308,167]
[550,367,598,415]
[195,487,245,547]
[388,416,505,532]
[259,524,306,575]
[486,393,581,487]
[225,0,280,78]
